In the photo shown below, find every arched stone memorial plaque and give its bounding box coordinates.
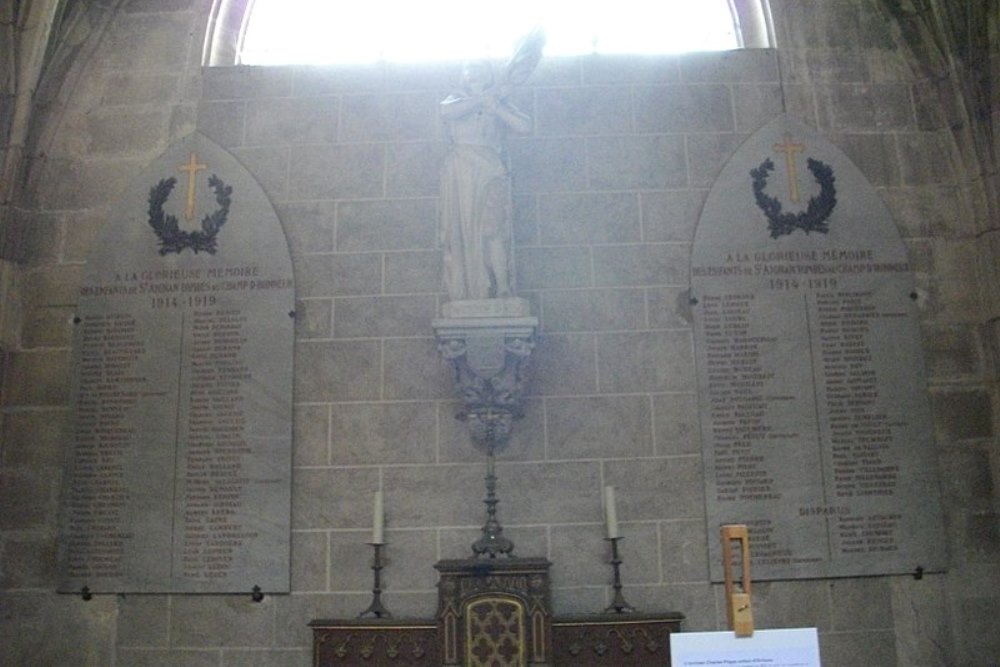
[58,133,294,593]
[691,116,946,581]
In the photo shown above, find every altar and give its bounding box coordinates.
[311,556,683,666]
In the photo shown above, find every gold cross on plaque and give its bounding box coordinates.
[178,152,208,221]
[773,134,805,203]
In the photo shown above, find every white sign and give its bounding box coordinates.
[671,628,821,667]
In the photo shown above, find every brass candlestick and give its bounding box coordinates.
[359,542,392,619]
[604,536,635,613]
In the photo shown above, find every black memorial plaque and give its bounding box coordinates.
[58,134,294,593]
[691,116,946,581]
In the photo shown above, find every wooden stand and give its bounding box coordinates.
[721,524,754,637]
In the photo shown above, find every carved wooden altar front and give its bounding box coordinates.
[311,556,683,667]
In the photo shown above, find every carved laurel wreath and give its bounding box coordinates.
[146,175,232,255]
[750,157,837,238]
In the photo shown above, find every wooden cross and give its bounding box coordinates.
[178,152,207,221]
[773,134,805,203]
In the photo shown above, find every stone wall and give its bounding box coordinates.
[0,0,997,665]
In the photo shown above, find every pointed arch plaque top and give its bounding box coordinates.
[58,133,294,593]
[691,116,945,581]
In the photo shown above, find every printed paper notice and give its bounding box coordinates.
[671,628,821,667]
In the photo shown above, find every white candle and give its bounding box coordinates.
[604,485,620,539]
[372,490,384,544]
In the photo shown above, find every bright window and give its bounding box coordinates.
[239,0,742,65]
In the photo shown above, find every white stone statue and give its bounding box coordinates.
[439,31,544,302]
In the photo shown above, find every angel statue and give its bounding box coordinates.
[439,29,545,301]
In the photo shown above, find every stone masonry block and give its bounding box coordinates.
[507,138,588,193]
[931,389,994,441]
[0,408,68,468]
[295,340,381,402]
[384,250,442,294]
[84,109,170,156]
[818,83,897,132]
[275,201,336,254]
[685,133,745,188]
[105,14,196,71]
[203,66,294,100]
[593,243,690,287]
[23,264,82,308]
[660,519,709,584]
[292,65,387,96]
[587,135,688,189]
[647,286,694,330]
[538,192,641,245]
[533,87,633,136]
[641,190,706,244]
[379,529,439,591]
[681,50,778,82]
[291,530,327,592]
[382,464,484,526]
[880,185,963,238]
[336,199,437,251]
[733,84,788,133]
[597,330,695,393]
[634,85,734,133]
[780,50,870,84]
[0,469,53,530]
[2,350,70,406]
[496,461,602,524]
[549,523,616,587]
[582,53,680,85]
[196,100,245,149]
[820,631,897,666]
[329,401,436,465]
[749,579,833,630]
[170,596,273,648]
[653,393,701,456]
[117,595,170,647]
[333,294,435,338]
[830,578,894,631]
[293,253,381,298]
[546,395,653,460]
[102,73,181,106]
[328,531,380,591]
[386,141,448,196]
[221,649,310,667]
[40,158,144,211]
[528,333,598,397]
[898,132,956,186]
[923,324,982,380]
[516,246,592,290]
[289,144,384,200]
[293,404,329,467]
[540,288,646,332]
[779,0,862,50]
[292,468,380,530]
[0,593,115,666]
[340,93,438,142]
[0,536,57,588]
[23,306,73,348]
[231,146,290,202]
[245,96,339,146]
[830,133,901,187]
[603,456,703,521]
[382,338,454,400]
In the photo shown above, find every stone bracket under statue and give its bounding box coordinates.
[432,297,537,558]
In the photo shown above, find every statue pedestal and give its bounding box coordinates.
[433,298,538,558]
[432,298,538,444]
